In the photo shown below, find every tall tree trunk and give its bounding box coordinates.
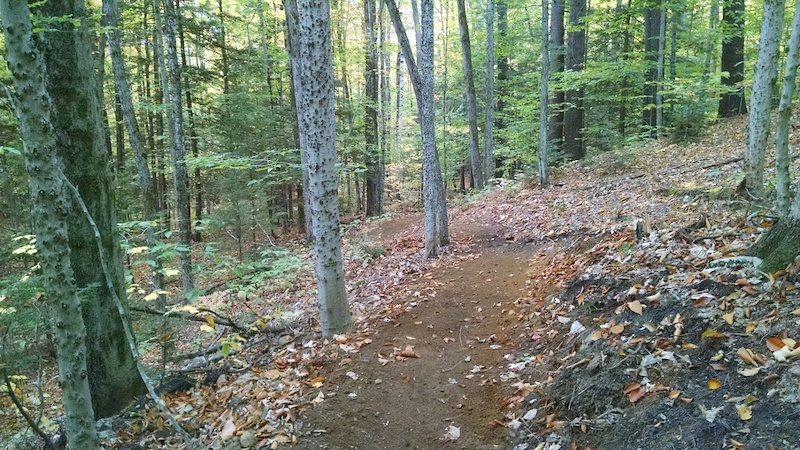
[378,0,389,212]
[178,0,202,242]
[283,0,313,238]
[564,0,586,159]
[285,0,352,336]
[103,0,165,295]
[484,0,496,180]
[496,0,509,176]
[775,0,800,216]
[156,0,194,292]
[38,0,146,418]
[548,0,565,153]
[457,0,484,190]
[643,0,662,135]
[365,0,382,216]
[718,0,746,117]
[540,0,550,186]
[703,1,719,78]
[1,2,100,446]
[743,0,785,197]
[395,51,406,188]
[385,0,449,257]
[655,6,666,133]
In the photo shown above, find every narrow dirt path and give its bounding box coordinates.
[300,216,535,449]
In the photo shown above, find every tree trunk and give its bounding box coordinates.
[38,0,146,418]
[378,0,389,213]
[286,0,352,336]
[103,0,165,294]
[539,0,550,186]
[563,0,586,159]
[484,0,496,180]
[1,2,100,446]
[178,0,202,242]
[743,0,785,198]
[718,0,746,117]
[385,0,449,257]
[457,0,484,190]
[643,0,661,135]
[157,0,195,292]
[365,0,382,216]
[496,0,509,176]
[548,0,565,153]
[395,51,405,188]
[773,0,800,216]
[655,6,666,133]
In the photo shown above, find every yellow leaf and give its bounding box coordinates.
[702,329,727,339]
[708,378,722,390]
[205,314,215,327]
[309,377,325,388]
[628,300,644,314]
[791,308,800,315]
[722,313,734,325]
[737,404,752,420]
[200,324,215,333]
[745,323,757,333]
[127,246,150,255]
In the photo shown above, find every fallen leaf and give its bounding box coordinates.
[220,419,236,440]
[610,324,625,335]
[737,347,759,365]
[737,404,752,420]
[741,285,757,296]
[737,367,760,377]
[791,307,800,315]
[628,300,644,314]
[668,390,681,399]
[311,391,325,405]
[708,378,722,390]
[399,345,419,358]
[766,336,786,352]
[709,363,727,371]
[443,425,460,442]
[701,329,727,339]
[722,312,734,325]
[308,377,325,388]
[699,404,724,423]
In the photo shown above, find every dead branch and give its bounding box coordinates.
[131,306,250,334]
[2,371,56,450]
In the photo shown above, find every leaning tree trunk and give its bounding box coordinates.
[103,0,165,296]
[38,0,146,418]
[1,2,100,446]
[385,0,449,257]
[286,0,352,336]
[457,0,484,190]
[743,0,785,198]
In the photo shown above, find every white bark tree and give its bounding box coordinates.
[385,0,449,258]
[0,0,99,446]
[743,0,785,197]
[286,0,352,336]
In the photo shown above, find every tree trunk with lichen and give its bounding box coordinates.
[286,0,352,336]
[0,0,100,447]
[37,0,146,418]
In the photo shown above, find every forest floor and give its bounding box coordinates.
[3,115,800,450]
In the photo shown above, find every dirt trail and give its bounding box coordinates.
[301,216,535,449]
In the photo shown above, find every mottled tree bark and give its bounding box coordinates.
[774,0,800,215]
[38,0,146,418]
[365,0,382,216]
[286,0,352,336]
[1,2,100,446]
